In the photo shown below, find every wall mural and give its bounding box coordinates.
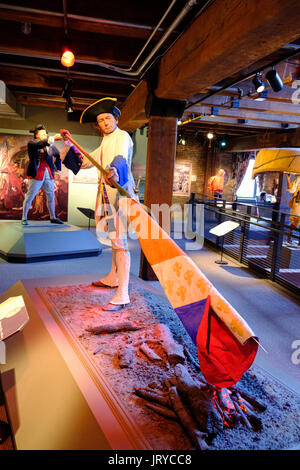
[0,133,68,221]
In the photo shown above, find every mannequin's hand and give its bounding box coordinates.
[104,168,117,186]
[60,129,72,140]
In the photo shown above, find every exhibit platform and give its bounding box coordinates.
[1,273,300,451]
[0,221,102,262]
[0,274,163,450]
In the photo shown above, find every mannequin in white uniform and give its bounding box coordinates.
[63,98,136,311]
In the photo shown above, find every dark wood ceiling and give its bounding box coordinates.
[0,0,300,138]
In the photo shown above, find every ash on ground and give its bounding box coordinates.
[41,283,300,450]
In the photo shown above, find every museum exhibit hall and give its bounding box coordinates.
[0,0,299,453]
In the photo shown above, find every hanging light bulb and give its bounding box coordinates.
[207,132,214,140]
[61,47,75,67]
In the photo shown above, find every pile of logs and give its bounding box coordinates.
[135,364,266,450]
[86,320,266,449]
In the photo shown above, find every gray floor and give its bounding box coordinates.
[1,228,300,396]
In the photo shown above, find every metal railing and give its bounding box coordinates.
[189,193,300,295]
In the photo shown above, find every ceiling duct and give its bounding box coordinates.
[0,80,25,120]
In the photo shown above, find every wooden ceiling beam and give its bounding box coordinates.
[186,95,300,117]
[156,0,300,100]
[120,0,300,130]
[0,4,162,39]
[180,115,295,130]
[118,80,149,131]
[186,105,300,125]
[14,94,91,110]
[0,20,143,65]
[226,127,300,151]
[0,66,129,98]
[0,63,137,85]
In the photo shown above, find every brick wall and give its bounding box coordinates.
[172,134,206,206]
[172,135,235,206]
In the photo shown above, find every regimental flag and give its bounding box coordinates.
[124,199,258,389]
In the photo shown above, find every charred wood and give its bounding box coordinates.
[135,387,171,408]
[154,324,185,365]
[118,345,135,368]
[139,342,162,361]
[168,386,208,451]
[231,387,267,412]
[145,403,178,421]
[86,321,141,335]
[174,364,223,436]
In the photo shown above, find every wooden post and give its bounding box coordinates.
[139,116,178,280]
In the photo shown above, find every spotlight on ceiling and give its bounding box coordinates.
[210,107,219,117]
[220,139,227,148]
[62,78,73,99]
[252,74,265,93]
[65,98,73,113]
[62,79,73,113]
[265,69,283,92]
[207,132,214,140]
[255,90,268,101]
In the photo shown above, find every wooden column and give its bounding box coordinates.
[139,116,178,280]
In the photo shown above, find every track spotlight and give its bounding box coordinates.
[210,107,219,117]
[62,78,73,113]
[265,69,283,92]
[61,78,73,99]
[231,98,240,108]
[255,90,268,101]
[252,74,265,93]
[65,98,73,113]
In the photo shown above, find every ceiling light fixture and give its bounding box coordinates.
[252,74,265,93]
[207,132,214,140]
[265,68,283,92]
[61,78,73,113]
[210,107,219,117]
[61,40,75,68]
[61,1,75,68]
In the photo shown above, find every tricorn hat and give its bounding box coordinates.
[80,97,121,124]
[29,124,47,135]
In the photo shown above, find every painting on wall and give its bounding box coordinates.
[173,162,192,196]
[0,133,69,221]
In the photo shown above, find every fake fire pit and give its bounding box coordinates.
[38,282,300,450]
